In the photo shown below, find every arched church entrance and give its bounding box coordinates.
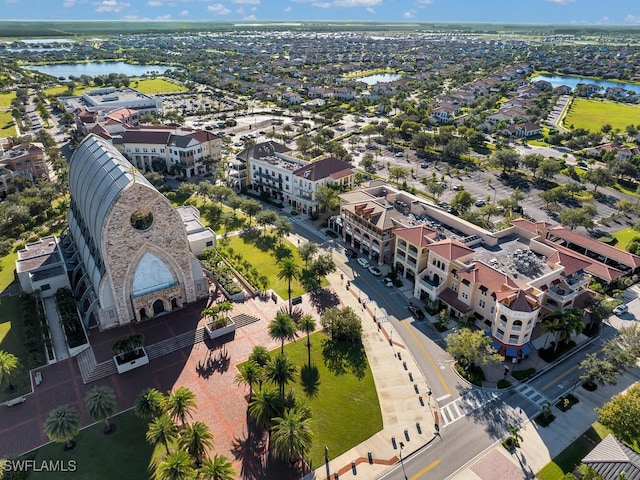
[153,299,165,316]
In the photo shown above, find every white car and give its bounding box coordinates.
[613,304,628,315]
[368,266,382,276]
[357,258,370,269]
[383,277,394,287]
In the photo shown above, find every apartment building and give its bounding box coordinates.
[0,142,50,195]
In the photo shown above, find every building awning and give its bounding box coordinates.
[505,346,518,357]
[491,341,502,352]
[521,343,532,356]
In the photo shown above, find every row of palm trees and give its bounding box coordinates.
[540,308,585,352]
[44,385,117,450]
[135,386,236,480]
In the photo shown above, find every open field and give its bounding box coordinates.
[563,98,640,133]
[131,77,188,95]
[43,85,94,97]
[27,409,158,480]
[0,251,17,292]
[244,331,383,468]
[0,295,33,402]
[0,110,17,137]
[612,226,640,252]
[0,91,16,108]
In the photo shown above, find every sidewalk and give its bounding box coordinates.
[304,268,439,480]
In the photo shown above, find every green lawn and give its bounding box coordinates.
[563,98,640,133]
[0,250,17,292]
[247,331,383,469]
[26,409,158,480]
[131,77,188,95]
[0,91,16,108]
[612,226,640,251]
[220,234,310,299]
[0,295,33,402]
[43,85,94,97]
[536,423,611,480]
[0,110,17,137]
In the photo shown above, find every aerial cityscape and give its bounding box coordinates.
[0,8,639,480]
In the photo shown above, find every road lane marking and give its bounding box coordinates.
[410,459,440,480]
[402,322,451,395]
[541,363,579,391]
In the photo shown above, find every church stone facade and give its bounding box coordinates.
[63,134,208,330]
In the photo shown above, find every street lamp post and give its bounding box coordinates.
[324,446,330,480]
[399,441,408,480]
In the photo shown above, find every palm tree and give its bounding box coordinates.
[44,405,81,451]
[265,354,297,399]
[135,387,165,419]
[268,312,297,354]
[555,308,585,351]
[234,360,262,400]
[155,449,196,480]
[146,413,178,456]
[248,387,284,433]
[270,408,313,463]
[298,242,318,269]
[277,257,301,315]
[298,314,316,366]
[507,423,523,448]
[249,345,270,367]
[0,350,20,392]
[165,387,197,428]
[178,421,213,467]
[199,454,236,480]
[274,217,293,244]
[540,315,562,350]
[84,385,117,433]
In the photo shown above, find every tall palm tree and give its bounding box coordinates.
[270,408,313,463]
[298,314,316,366]
[135,387,165,419]
[146,413,178,456]
[178,421,213,467]
[298,242,318,269]
[248,345,270,367]
[44,405,81,451]
[277,257,301,315]
[265,354,297,399]
[248,387,284,434]
[155,449,196,480]
[165,387,197,428]
[234,360,262,400]
[507,423,523,448]
[0,350,20,392]
[274,218,293,244]
[268,312,297,354]
[555,308,585,351]
[84,385,117,433]
[199,454,236,480]
[540,314,562,350]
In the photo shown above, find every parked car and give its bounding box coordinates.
[357,258,370,268]
[420,162,428,168]
[408,304,425,320]
[395,152,404,158]
[613,304,628,315]
[383,277,394,287]
[453,184,464,191]
[346,249,358,259]
[475,200,486,207]
[368,266,382,276]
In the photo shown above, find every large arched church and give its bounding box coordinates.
[61,134,208,330]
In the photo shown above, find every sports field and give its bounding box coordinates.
[563,98,640,133]
[131,77,188,94]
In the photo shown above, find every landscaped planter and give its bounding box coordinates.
[205,319,236,340]
[113,347,149,374]
[555,393,579,412]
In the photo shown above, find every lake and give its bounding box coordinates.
[23,62,171,79]
[531,74,640,94]
[356,73,403,85]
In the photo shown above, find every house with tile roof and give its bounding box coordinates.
[582,434,640,480]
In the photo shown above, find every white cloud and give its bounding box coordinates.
[243,14,256,19]
[236,6,244,14]
[366,6,374,13]
[417,0,432,4]
[179,9,189,15]
[232,0,259,4]
[312,2,331,7]
[545,0,574,4]
[284,6,291,12]
[625,14,640,24]
[596,16,611,24]
[332,0,381,6]
[147,0,163,6]
[156,14,172,19]
[404,9,415,18]
[94,0,131,13]
[207,3,230,14]
[63,0,77,6]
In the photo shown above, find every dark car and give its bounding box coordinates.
[408,305,425,320]
[346,249,358,259]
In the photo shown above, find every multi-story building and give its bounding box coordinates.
[291,156,355,215]
[64,87,163,115]
[229,141,292,192]
[0,142,50,195]
[249,152,306,204]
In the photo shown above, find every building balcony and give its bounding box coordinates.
[565,274,589,289]
[418,276,444,293]
[546,286,578,303]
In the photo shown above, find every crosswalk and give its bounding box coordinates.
[515,383,550,409]
[439,389,501,427]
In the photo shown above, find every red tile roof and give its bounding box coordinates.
[428,238,474,261]
[549,226,640,269]
[543,239,625,283]
[459,261,518,292]
[394,225,436,248]
[293,156,354,181]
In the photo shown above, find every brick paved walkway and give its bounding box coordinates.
[0,289,330,479]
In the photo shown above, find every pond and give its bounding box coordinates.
[355,73,403,85]
[531,74,640,94]
[23,61,171,79]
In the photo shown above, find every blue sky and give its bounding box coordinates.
[2,0,640,25]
